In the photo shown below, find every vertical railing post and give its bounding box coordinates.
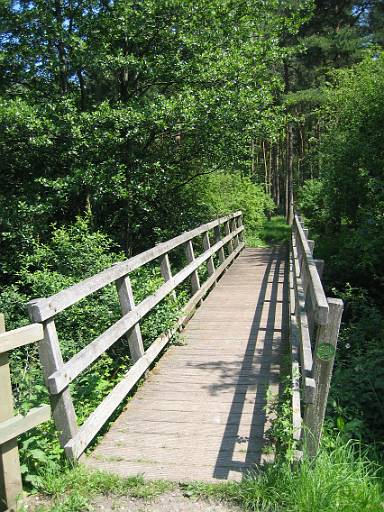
[237,213,244,242]
[0,314,23,512]
[214,225,225,264]
[202,231,215,277]
[304,298,343,456]
[224,220,233,254]
[159,252,176,300]
[184,240,201,294]
[231,218,239,248]
[27,303,78,452]
[115,274,145,362]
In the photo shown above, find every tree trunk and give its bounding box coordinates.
[286,123,294,225]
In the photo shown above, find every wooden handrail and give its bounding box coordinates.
[26,212,245,460]
[290,214,343,457]
[0,315,50,512]
[293,214,328,324]
[47,225,243,395]
[28,211,242,322]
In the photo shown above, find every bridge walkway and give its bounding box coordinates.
[87,246,289,482]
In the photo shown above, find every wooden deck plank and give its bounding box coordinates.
[87,246,289,482]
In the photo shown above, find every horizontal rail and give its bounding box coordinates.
[289,256,302,442]
[64,242,244,459]
[0,323,44,354]
[48,225,244,394]
[292,235,313,381]
[29,211,242,322]
[294,215,328,324]
[0,406,51,445]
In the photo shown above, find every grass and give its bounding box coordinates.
[182,440,384,511]
[28,465,174,511]
[27,439,384,511]
[247,216,291,247]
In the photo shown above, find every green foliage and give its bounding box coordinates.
[0,0,309,260]
[264,376,298,463]
[184,439,384,512]
[297,179,327,229]
[193,172,275,234]
[326,285,384,443]
[253,216,291,247]
[298,52,384,450]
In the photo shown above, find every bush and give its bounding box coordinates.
[192,172,275,234]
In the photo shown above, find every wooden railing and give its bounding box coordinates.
[289,214,343,456]
[0,315,50,512]
[27,211,244,461]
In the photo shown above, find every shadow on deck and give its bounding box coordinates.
[87,246,289,482]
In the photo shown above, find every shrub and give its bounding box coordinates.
[192,172,275,234]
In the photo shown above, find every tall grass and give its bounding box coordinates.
[184,439,384,511]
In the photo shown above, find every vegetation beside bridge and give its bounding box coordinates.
[1,0,384,510]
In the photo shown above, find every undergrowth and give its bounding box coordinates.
[247,216,291,247]
[183,439,384,511]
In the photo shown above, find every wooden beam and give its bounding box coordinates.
[115,275,144,362]
[26,310,78,449]
[304,298,343,456]
[294,215,329,324]
[0,315,23,512]
[0,406,51,446]
[224,221,233,254]
[202,232,215,277]
[214,225,225,264]
[184,240,200,295]
[0,324,43,354]
[159,253,176,300]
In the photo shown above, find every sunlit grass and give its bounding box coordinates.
[246,216,291,247]
[182,440,384,511]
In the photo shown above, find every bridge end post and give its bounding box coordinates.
[0,314,23,512]
[303,298,344,457]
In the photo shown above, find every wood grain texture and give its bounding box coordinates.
[87,246,289,482]
[0,315,23,512]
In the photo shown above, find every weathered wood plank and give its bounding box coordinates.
[202,232,215,277]
[159,253,176,300]
[184,240,200,294]
[294,215,328,324]
[115,274,144,362]
[26,312,78,448]
[304,298,343,456]
[0,315,23,512]
[0,406,51,445]
[0,323,44,354]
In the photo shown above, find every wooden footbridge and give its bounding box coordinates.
[0,212,343,510]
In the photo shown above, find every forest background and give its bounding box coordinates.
[0,0,384,501]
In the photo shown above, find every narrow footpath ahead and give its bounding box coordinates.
[87,246,289,482]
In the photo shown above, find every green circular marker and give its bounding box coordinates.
[316,343,335,361]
